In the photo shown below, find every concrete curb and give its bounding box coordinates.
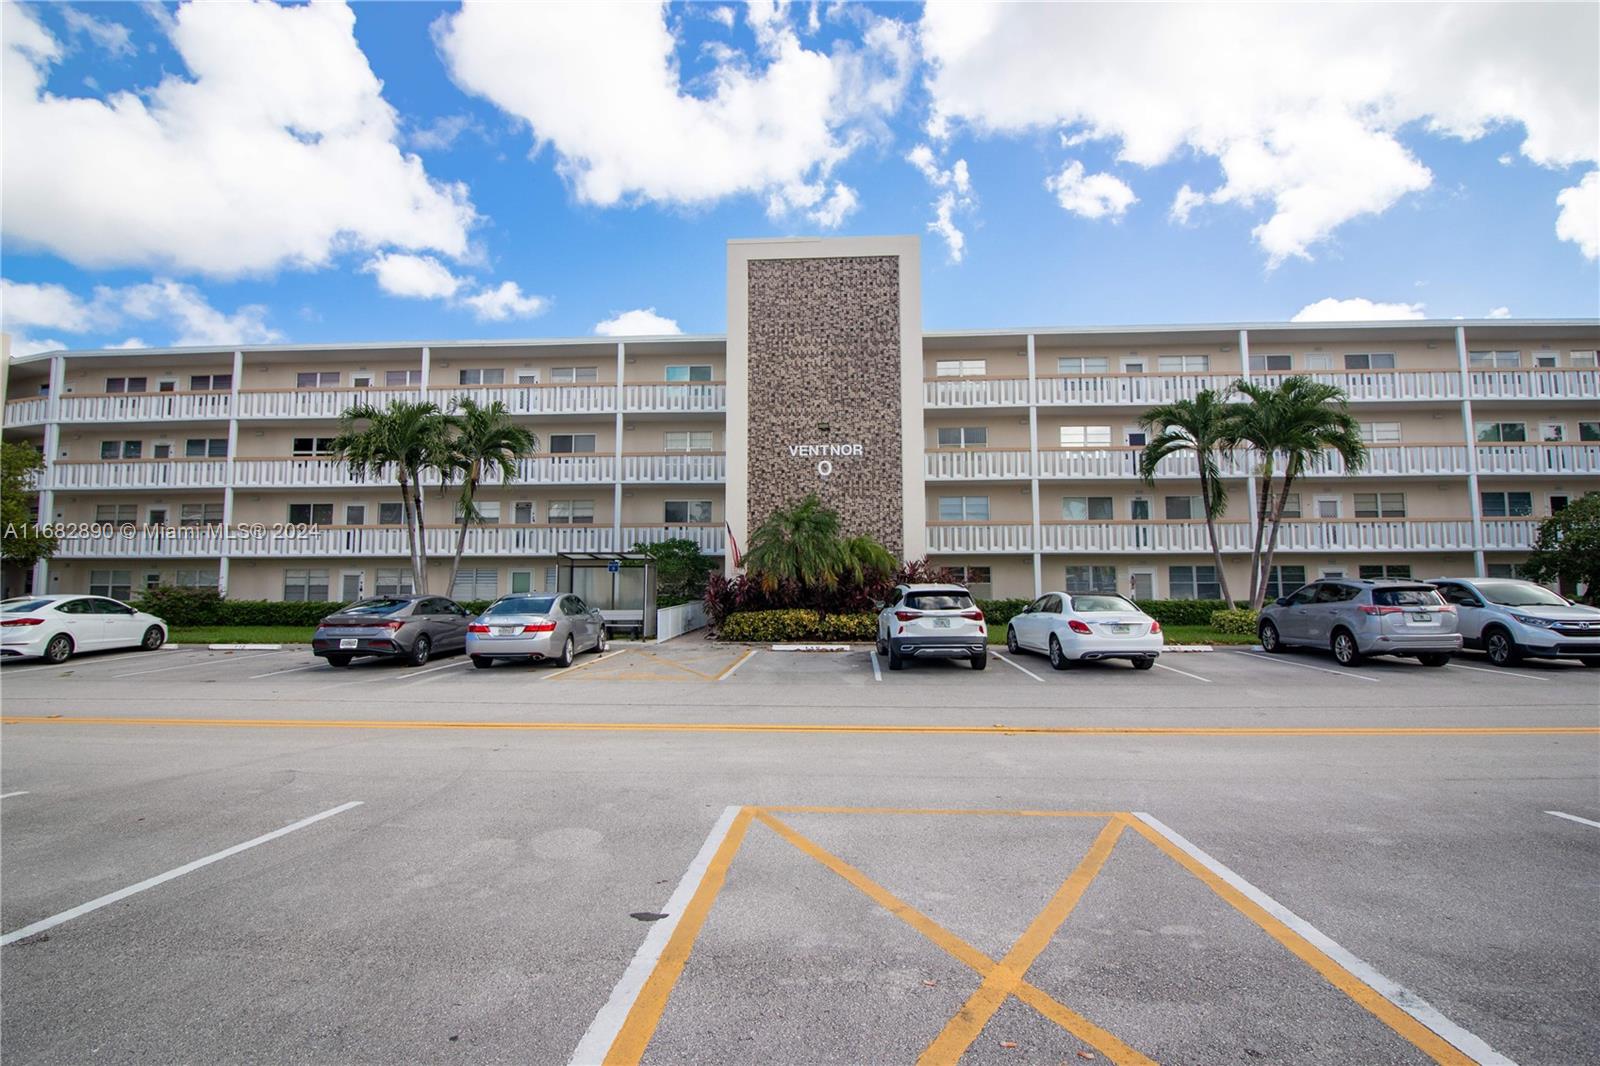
[206,643,283,651]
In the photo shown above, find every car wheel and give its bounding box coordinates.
[1258,620,1284,653]
[1133,656,1156,670]
[471,656,492,670]
[1418,653,1450,668]
[1331,629,1362,667]
[887,644,904,671]
[138,625,165,651]
[970,651,988,670]
[1006,626,1020,654]
[325,654,352,668]
[44,634,73,664]
[407,635,432,667]
[555,636,575,668]
[1484,627,1521,667]
[1048,635,1071,670]
[594,629,608,655]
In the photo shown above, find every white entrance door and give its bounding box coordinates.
[1129,569,1155,600]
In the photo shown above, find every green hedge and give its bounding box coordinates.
[974,598,1030,629]
[719,610,877,643]
[131,587,494,628]
[973,597,1232,628]
[1209,608,1260,635]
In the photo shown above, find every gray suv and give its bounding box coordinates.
[1258,579,1461,667]
[1428,577,1600,668]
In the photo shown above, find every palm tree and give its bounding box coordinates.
[1227,377,1367,609]
[1138,389,1237,604]
[329,399,453,593]
[441,398,537,596]
[837,534,897,590]
[744,494,844,607]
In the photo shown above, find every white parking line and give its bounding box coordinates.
[111,649,283,678]
[1546,810,1600,830]
[1236,651,1381,683]
[0,791,28,800]
[1133,812,1514,1065]
[43,650,167,672]
[1153,661,1213,683]
[569,805,741,1066]
[716,648,757,682]
[539,649,633,680]
[247,662,326,680]
[993,652,1046,683]
[390,657,476,685]
[868,650,882,682]
[1446,662,1552,683]
[0,801,363,947]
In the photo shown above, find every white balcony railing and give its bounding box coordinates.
[1469,369,1600,402]
[1250,370,1464,403]
[621,453,727,482]
[1474,443,1600,476]
[3,397,49,427]
[235,387,420,420]
[925,523,1035,553]
[48,459,228,491]
[925,449,1033,480]
[426,385,619,416]
[926,518,1517,556]
[56,391,233,423]
[924,378,1033,408]
[622,383,727,413]
[622,524,726,553]
[1034,374,1238,407]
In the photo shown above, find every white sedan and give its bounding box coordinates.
[1,595,169,664]
[1005,592,1163,670]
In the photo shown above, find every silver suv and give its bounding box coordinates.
[875,584,988,671]
[1427,577,1600,668]
[1257,579,1461,667]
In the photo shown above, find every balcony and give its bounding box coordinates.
[47,459,229,491]
[925,449,1032,480]
[622,383,727,413]
[235,387,421,420]
[425,385,619,416]
[2,397,49,428]
[1474,443,1600,476]
[621,453,726,483]
[1469,369,1599,402]
[56,391,233,424]
[926,517,1521,556]
[924,377,1032,409]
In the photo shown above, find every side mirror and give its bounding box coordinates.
[1274,597,1289,607]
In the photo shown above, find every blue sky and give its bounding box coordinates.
[2,1,1596,355]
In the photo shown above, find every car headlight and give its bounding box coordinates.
[1509,613,1557,629]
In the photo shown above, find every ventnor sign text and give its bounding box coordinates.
[787,442,863,478]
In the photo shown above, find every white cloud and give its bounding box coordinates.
[60,7,135,58]
[112,280,282,346]
[107,338,149,349]
[2,1,475,277]
[407,113,478,152]
[806,182,859,228]
[0,279,109,332]
[919,2,1599,263]
[593,308,682,337]
[1291,297,1428,323]
[1486,306,1511,319]
[9,335,65,357]
[708,6,735,30]
[929,192,966,262]
[434,3,910,219]
[907,143,974,261]
[1169,184,1206,225]
[460,282,548,323]
[1044,160,1136,220]
[362,253,465,300]
[1555,170,1598,259]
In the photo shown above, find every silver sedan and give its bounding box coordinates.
[466,594,608,668]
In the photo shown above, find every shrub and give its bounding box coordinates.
[1132,599,1232,626]
[1209,608,1260,635]
[630,538,716,608]
[131,587,497,628]
[718,610,877,643]
[975,598,1030,629]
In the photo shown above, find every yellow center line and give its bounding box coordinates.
[0,716,1594,737]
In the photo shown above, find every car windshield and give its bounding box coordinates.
[338,599,411,616]
[904,591,973,611]
[1070,594,1137,613]
[485,596,558,617]
[2,599,53,613]
[1476,581,1569,607]
[1372,588,1445,607]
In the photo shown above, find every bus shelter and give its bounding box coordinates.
[556,552,658,639]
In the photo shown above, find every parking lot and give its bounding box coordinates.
[2,638,1597,1064]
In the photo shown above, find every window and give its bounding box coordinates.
[1359,565,1413,581]
[1570,350,1598,368]
[664,365,713,382]
[1169,565,1221,600]
[158,381,176,393]
[1344,353,1397,370]
[665,431,715,451]
[352,375,373,388]
[105,377,148,393]
[938,496,990,521]
[89,570,133,600]
[153,444,172,459]
[1533,351,1560,368]
[283,568,330,603]
[946,566,992,598]
[292,437,337,456]
[1277,492,1302,518]
[1057,356,1108,374]
[1313,496,1341,519]
[180,503,224,526]
[1064,565,1117,594]
[345,505,365,525]
[1158,355,1209,373]
[451,569,499,600]
[466,501,501,524]
[1264,565,1307,600]
[509,571,535,594]
[1062,496,1113,520]
[1304,354,1333,370]
[1124,428,1147,447]
[1580,422,1600,442]
[1250,354,1292,372]
[1480,491,1533,517]
[1359,421,1401,444]
[1486,563,1527,579]
[95,504,137,525]
[175,570,219,589]
[550,433,597,454]
[295,371,340,388]
[935,359,985,377]
[1541,423,1566,442]
[553,366,601,383]
[1550,495,1570,513]
[1468,350,1520,368]
[1164,495,1205,520]
[936,427,988,448]
[1121,358,1146,374]
[189,374,232,391]
[288,503,334,525]
[1129,498,1151,521]
[516,372,540,385]
[1059,426,1112,448]
[374,568,415,597]
[1354,492,1407,518]
[1476,421,1527,443]
[513,501,535,524]
[101,440,142,460]
[548,499,595,524]
[184,438,228,458]
[384,369,422,386]
[458,368,506,385]
[379,502,404,525]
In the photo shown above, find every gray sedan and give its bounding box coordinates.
[312,595,473,667]
[466,594,607,668]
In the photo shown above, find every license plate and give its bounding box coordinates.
[932,618,952,628]
[339,638,357,649]
[1412,613,1432,623]
[1107,625,1129,634]
[495,626,519,637]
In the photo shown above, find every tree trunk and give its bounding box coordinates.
[1198,467,1234,604]
[447,471,477,597]
[1253,464,1301,611]
[397,471,423,595]
[1246,459,1274,607]
[410,471,429,593]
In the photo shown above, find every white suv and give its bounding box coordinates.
[875,584,988,671]
[1428,577,1600,668]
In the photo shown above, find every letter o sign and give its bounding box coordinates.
[816,459,833,478]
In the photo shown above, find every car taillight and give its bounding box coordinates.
[1,617,44,627]
[961,609,984,621]
[1150,620,1162,634]
[1436,604,1456,613]
[376,620,406,629]
[1358,605,1402,615]
[1068,619,1093,634]
[522,622,558,633]
[467,624,490,633]
[894,610,920,622]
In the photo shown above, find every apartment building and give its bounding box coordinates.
[3,235,1597,604]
